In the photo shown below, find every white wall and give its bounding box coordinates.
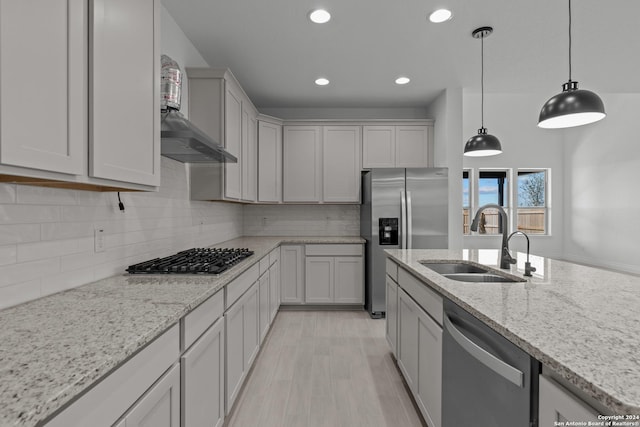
[562,94,640,274]
[461,92,565,258]
[0,7,247,310]
[259,107,429,120]
[243,205,359,236]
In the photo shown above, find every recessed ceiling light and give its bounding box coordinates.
[315,77,330,86]
[309,9,331,24]
[395,76,411,85]
[429,8,452,23]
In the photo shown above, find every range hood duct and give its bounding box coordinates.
[159,55,237,163]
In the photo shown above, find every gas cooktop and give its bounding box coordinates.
[126,247,254,275]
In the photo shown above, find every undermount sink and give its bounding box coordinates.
[442,273,525,283]
[419,261,489,275]
[419,261,526,283]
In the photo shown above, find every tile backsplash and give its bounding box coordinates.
[0,158,243,309]
[243,204,360,236]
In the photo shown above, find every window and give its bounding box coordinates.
[476,170,509,235]
[517,170,547,234]
[462,170,470,234]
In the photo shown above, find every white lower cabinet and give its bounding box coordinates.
[397,282,442,427]
[539,375,599,424]
[303,244,364,305]
[334,257,363,303]
[305,256,334,303]
[385,275,398,357]
[269,255,280,322]
[120,364,181,427]
[281,245,305,304]
[181,316,225,427]
[259,271,271,343]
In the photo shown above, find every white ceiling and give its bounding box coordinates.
[161,0,640,109]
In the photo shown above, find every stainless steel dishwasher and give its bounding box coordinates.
[442,299,539,427]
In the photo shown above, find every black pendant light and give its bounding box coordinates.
[464,27,502,157]
[538,0,606,129]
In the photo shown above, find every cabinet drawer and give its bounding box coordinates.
[225,263,259,309]
[398,268,443,325]
[269,248,280,266]
[182,290,224,351]
[305,244,362,256]
[386,258,398,282]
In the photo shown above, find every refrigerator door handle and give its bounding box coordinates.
[400,190,407,249]
[406,191,413,249]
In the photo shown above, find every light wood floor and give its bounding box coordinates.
[226,310,426,427]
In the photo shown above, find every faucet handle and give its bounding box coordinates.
[524,261,536,277]
[502,247,517,264]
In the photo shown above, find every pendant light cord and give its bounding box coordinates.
[568,0,572,81]
[481,33,484,128]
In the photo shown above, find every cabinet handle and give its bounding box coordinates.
[400,190,407,249]
[444,315,524,388]
[406,191,413,249]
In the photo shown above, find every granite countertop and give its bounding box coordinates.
[385,248,640,415]
[0,236,364,427]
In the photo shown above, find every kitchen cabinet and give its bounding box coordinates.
[0,0,160,191]
[45,325,180,427]
[385,275,399,357]
[396,267,443,427]
[539,375,599,424]
[225,280,259,414]
[187,68,257,202]
[181,309,225,427]
[362,124,432,169]
[118,364,180,427]
[283,126,322,202]
[269,249,281,322]
[258,270,270,343]
[322,126,361,203]
[280,245,305,304]
[257,117,283,203]
[303,244,364,305]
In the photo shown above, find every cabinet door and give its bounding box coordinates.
[539,376,599,425]
[225,299,244,413]
[242,104,257,202]
[280,245,304,303]
[322,126,361,202]
[395,126,429,168]
[398,288,418,394]
[258,120,282,202]
[181,317,225,427]
[124,364,180,427]
[224,81,242,199]
[90,0,160,186]
[258,272,270,343]
[305,256,334,303]
[385,276,398,357]
[416,305,442,427]
[334,257,363,304]
[243,283,260,370]
[283,126,321,202]
[269,259,280,322]
[0,0,85,175]
[362,126,395,168]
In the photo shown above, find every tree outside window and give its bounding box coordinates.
[517,170,547,234]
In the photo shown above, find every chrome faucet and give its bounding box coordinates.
[507,231,537,277]
[470,204,516,269]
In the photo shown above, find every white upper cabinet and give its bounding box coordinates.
[322,126,361,203]
[283,126,322,202]
[90,0,160,187]
[362,124,432,169]
[224,79,243,200]
[0,0,86,175]
[0,0,160,190]
[241,104,257,202]
[257,118,282,203]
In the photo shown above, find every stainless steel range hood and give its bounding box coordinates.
[160,109,237,163]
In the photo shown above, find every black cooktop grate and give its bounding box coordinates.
[126,248,254,275]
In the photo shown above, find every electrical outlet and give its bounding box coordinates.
[94,228,105,253]
[262,217,268,226]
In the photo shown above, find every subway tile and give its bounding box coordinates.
[17,239,84,263]
[16,185,77,205]
[0,184,17,203]
[41,222,95,241]
[0,245,17,266]
[0,205,62,224]
[0,279,41,310]
[0,224,41,245]
[0,258,60,288]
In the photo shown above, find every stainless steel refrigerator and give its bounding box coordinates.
[360,168,448,318]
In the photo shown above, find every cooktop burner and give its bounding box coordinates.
[126,248,254,275]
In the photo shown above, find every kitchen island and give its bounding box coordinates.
[385,248,640,416]
[0,236,363,427]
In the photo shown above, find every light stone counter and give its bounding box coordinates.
[0,236,363,427]
[385,248,640,415]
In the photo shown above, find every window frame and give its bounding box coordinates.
[515,168,550,236]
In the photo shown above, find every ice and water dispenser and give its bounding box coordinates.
[378,218,398,245]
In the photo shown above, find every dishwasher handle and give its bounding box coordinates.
[444,314,524,388]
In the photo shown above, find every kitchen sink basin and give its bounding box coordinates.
[419,261,489,275]
[442,273,525,283]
